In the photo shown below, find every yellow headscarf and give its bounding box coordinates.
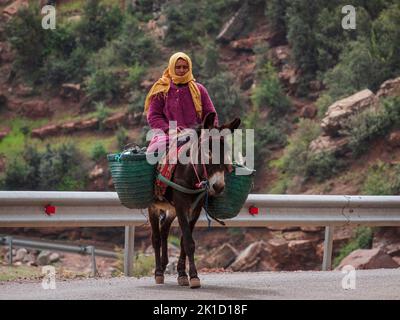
[144,52,202,118]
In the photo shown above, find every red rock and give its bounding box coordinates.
[377,77,400,99]
[387,131,400,148]
[2,0,28,18]
[31,124,60,139]
[75,119,98,130]
[103,112,127,129]
[300,104,317,119]
[203,243,238,269]
[60,83,82,102]
[230,241,265,271]
[19,100,52,119]
[335,248,399,270]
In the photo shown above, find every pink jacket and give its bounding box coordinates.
[146,82,219,132]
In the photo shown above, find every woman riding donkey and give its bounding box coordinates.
[143,52,240,288]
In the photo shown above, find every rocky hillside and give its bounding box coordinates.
[0,0,400,274]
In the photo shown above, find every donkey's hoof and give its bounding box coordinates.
[189,277,201,289]
[177,276,189,286]
[155,275,164,284]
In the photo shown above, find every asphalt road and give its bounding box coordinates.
[1,269,399,300]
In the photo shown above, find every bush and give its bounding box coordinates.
[91,142,107,162]
[112,15,157,66]
[127,91,146,115]
[127,62,146,89]
[76,0,124,51]
[251,62,291,119]
[6,5,48,79]
[280,119,321,177]
[85,69,120,103]
[3,143,89,191]
[341,97,400,157]
[203,72,243,124]
[94,102,112,131]
[305,151,342,182]
[361,161,400,195]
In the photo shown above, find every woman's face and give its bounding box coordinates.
[175,58,189,76]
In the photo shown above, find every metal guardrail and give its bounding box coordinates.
[1,191,400,275]
[0,236,119,276]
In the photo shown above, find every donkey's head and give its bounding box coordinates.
[197,112,241,196]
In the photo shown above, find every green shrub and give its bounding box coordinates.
[86,69,120,103]
[316,93,334,119]
[341,97,400,158]
[361,161,400,195]
[333,227,373,268]
[91,142,107,162]
[112,15,157,66]
[127,91,146,115]
[127,62,146,89]
[95,102,112,131]
[251,62,291,119]
[280,119,321,177]
[203,72,243,124]
[5,5,48,79]
[305,151,342,182]
[76,0,124,51]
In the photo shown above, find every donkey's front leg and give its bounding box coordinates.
[176,207,200,289]
[149,208,164,284]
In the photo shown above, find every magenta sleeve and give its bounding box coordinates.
[146,94,169,132]
[198,84,219,126]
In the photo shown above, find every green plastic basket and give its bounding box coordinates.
[207,164,255,219]
[108,152,156,209]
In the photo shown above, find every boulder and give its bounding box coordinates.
[230,241,265,271]
[60,83,82,102]
[103,112,127,130]
[267,45,290,66]
[49,252,60,263]
[2,0,28,18]
[300,104,317,119]
[267,238,289,259]
[60,121,78,134]
[75,118,99,130]
[89,165,104,180]
[204,243,239,269]
[376,77,400,99]
[31,124,60,139]
[321,89,378,136]
[335,248,399,270]
[14,248,27,262]
[216,2,249,43]
[387,130,400,148]
[309,135,349,156]
[19,100,52,119]
[36,250,51,266]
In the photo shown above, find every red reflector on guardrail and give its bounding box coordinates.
[44,205,56,216]
[248,206,258,215]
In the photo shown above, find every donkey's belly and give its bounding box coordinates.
[151,201,177,217]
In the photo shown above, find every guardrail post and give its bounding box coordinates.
[322,226,334,271]
[124,226,135,277]
[87,246,97,277]
[6,236,13,266]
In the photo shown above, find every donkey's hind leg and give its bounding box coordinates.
[160,210,175,274]
[149,206,164,284]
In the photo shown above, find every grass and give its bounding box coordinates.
[0,265,42,282]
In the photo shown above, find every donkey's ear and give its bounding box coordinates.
[220,118,241,132]
[202,112,216,130]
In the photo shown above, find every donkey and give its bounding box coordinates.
[148,112,241,288]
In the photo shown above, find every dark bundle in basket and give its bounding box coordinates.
[108,146,156,209]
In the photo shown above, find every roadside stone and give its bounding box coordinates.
[49,252,60,264]
[335,248,399,270]
[230,241,265,272]
[14,248,27,262]
[36,250,51,266]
